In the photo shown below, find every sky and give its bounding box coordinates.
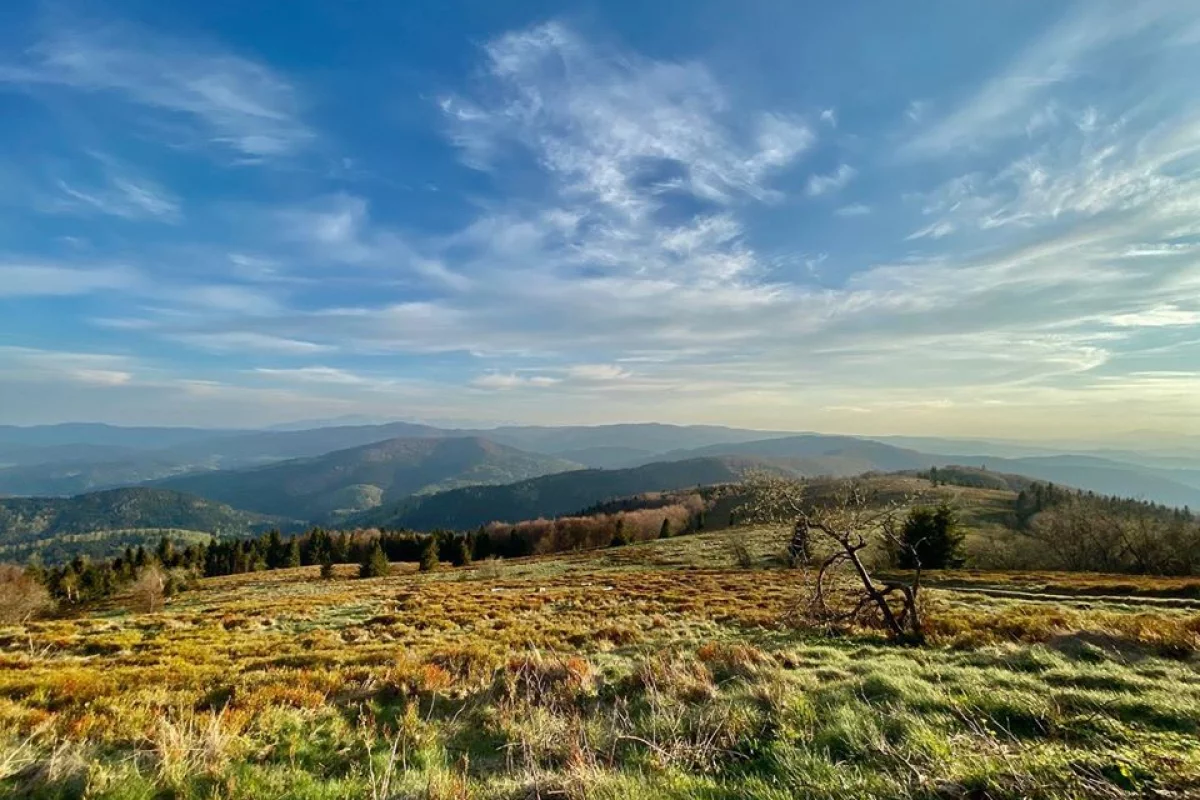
[2,1,1200,439]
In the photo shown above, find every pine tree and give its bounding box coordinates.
[419,536,439,572]
[359,542,390,579]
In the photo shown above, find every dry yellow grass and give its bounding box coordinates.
[2,527,1199,798]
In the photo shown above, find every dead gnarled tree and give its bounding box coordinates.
[746,475,925,643]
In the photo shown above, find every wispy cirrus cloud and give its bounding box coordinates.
[55,174,179,221]
[1,23,313,159]
[902,1,1195,159]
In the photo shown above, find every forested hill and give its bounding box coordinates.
[0,488,279,563]
[154,436,582,521]
[351,456,775,531]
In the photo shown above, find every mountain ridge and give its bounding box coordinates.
[153,435,582,520]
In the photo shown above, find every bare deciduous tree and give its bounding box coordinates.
[132,566,167,613]
[0,564,53,624]
[746,475,925,642]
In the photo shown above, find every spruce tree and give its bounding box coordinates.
[898,503,964,569]
[419,536,439,572]
[285,538,302,568]
[610,517,631,547]
[265,530,284,569]
[155,536,175,567]
[359,542,390,579]
[453,535,472,567]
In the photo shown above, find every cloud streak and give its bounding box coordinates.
[2,23,313,159]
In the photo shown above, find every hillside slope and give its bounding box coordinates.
[0,487,278,563]
[354,456,775,531]
[156,436,581,520]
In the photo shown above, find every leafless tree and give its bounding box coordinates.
[132,565,167,613]
[0,564,53,624]
[745,475,924,642]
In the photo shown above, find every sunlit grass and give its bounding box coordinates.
[2,526,1199,798]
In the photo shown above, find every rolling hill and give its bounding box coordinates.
[352,456,777,531]
[154,436,582,520]
[0,487,280,563]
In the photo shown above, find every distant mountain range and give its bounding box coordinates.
[153,436,581,520]
[2,421,1200,562]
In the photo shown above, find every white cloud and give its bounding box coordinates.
[0,264,139,296]
[54,170,180,222]
[566,364,631,382]
[1107,305,1200,328]
[806,164,855,197]
[0,346,140,386]
[2,24,313,158]
[275,194,470,290]
[172,332,334,354]
[471,372,560,390]
[905,221,954,241]
[834,204,871,217]
[254,366,369,385]
[69,368,134,386]
[443,21,814,210]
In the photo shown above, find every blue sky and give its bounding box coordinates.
[2,1,1199,438]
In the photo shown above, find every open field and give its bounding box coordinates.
[2,527,1199,799]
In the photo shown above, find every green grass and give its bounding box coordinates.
[2,526,1199,798]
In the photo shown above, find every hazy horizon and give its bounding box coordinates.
[3,2,1200,439]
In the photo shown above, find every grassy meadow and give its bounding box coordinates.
[2,524,1199,799]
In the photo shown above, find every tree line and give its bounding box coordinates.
[2,499,713,616]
